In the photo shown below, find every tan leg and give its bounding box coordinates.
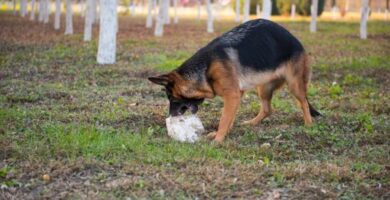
[242,80,284,126]
[242,85,272,125]
[207,92,241,143]
[287,80,312,126]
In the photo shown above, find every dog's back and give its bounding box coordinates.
[176,19,306,87]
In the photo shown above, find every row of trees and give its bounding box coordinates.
[7,0,374,65]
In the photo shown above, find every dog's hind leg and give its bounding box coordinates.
[242,79,284,126]
[286,54,313,126]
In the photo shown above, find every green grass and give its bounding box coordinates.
[0,14,389,199]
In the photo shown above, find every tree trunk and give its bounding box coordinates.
[291,4,296,19]
[261,0,271,20]
[235,0,240,22]
[146,0,154,27]
[43,0,49,24]
[84,0,93,41]
[20,0,27,17]
[256,4,260,18]
[154,0,165,36]
[80,0,85,17]
[386,0,389,20]
[38,0,44,22]
[205,0,213,33]
[173,0,178,24]
[310,0,318,33]
[54,0,61,29]
[164,0,170,24]
[360,0,369,39]
[97,0,117,64]
[30,0,36,20]
[243,0,250,22]
[197,0,201,21]
[91,0,96,24]
[13,0,16,15]
[65,0,73,35]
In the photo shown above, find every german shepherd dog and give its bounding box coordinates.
[149,19,320,142]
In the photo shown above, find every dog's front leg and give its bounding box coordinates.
[208,92,241,143]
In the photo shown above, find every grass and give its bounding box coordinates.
[0,12,389,199]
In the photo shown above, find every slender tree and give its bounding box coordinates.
[291,3,296,19]
[65,0,73,35]
[386,0,389,20]
[256,3,260,18]
[197,0,201,21]
[235,0,240,22]
[173,0,178,24]
[146,0,154,28]
[13,0,16,15]
[97,0,117,64]
[243,0,250,22]
[360,0,369,39]
[20,0,27,17]
[54,0,61,29]
[30,0,36,20]
[43,0,49,24]
[154,0,165,36]
[38,0,44,22]
[84,0,93,41]
[310,0,318,33]
[262,0,271,19]
[163,0,170,24]
[205,0,213,33]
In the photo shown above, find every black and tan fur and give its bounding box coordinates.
[149,19,320,143]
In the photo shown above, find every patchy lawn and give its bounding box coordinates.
[0,12,389,199]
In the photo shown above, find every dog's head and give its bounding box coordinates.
[148,73,205,116]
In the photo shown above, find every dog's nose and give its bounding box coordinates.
[190,104,198,114]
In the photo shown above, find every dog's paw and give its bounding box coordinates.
[206,131,217,140]
[241,119,259,126]
[213,135,225,143]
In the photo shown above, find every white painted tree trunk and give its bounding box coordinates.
[97,0,117,64]
[20,0,27,17]
[65,0,73,35]
[91,0,96,24]
[95,0,100,24]
[43,0,49,24]
[146,0,154,28]
[84,0,93,41]
[130,0,136,16]
[13,0,16,15]
[173,0,178,24]
[164,0,170,24]
[235,0,240,22]
[80,0,85,17]
[256,4,260,18]
[360,0,369,39]
[54,0,61,29]
[345,0,349,12]
[243,0,250,22]
[154,0,165,36]
[38,0,44,22]
[205,0,213,33]
[30,0,36,20]
[331,6,338,19]
[310,0,318,33]
[197,0,201,21]
[291,4,296,19]
[262,0,271,20]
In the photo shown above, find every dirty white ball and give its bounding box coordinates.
[166,115,205,143]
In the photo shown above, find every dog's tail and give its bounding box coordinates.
[308,100,321,117]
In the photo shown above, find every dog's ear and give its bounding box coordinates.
[148,74,172,86]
